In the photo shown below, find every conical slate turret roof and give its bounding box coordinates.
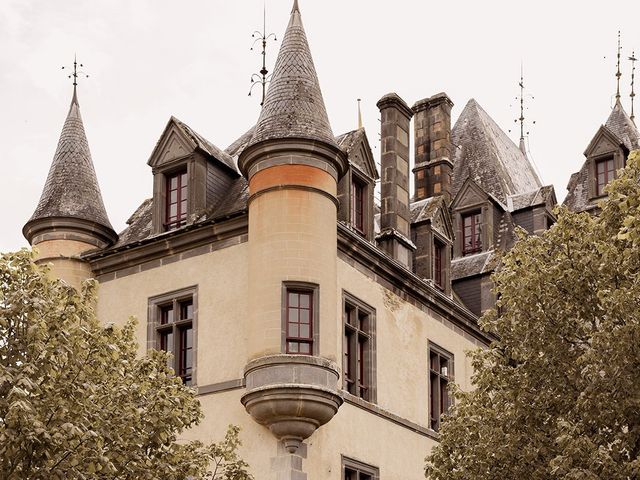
[604,100,640,151]
[247,0,337,148]
[27,89,113,232]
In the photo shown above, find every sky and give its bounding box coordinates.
[0,0,639,252]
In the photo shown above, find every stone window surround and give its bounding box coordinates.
[147,285,199,386]
[342,291,377,404]
[342,455,380,480]
[428,341,454,432]
[281,281,320,356]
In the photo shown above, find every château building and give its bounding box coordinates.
[21,2,637,479]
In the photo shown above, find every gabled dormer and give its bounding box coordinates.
[336,128,378,239]
[583,125,627,200]
[410,196,454,294]
[148,116,239,234]
[451,178,505,259]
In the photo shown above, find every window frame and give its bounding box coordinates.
[348,169,373,239]
[342,456,379,480]
[148,286,198,386]
[281,282,320,356]
[342,292,377,403]
[351,177,366,234]
[428,342,454,432]
[461,210,483,256]
[164,168,189,231]
[595,156,615,197]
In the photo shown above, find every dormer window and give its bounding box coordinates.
[351,178,365,234]
[595,157,615,197]
[165,170,188,231]
[462,211,482,256]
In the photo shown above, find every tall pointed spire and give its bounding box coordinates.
[24,83,115,245]
[247,0,337,148]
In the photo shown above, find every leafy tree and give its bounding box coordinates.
[0,250,252,480]
[426,151,640,479]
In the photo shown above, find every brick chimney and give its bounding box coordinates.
[376,93,415,268]
[412,93,454,203]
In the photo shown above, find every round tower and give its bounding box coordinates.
[23,86,117,289]
[238,0,347,459]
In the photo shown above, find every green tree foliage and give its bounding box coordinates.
[0,250,252,480]
[426,151,640,479]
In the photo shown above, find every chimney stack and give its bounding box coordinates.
[376,93,415,268]
[412,93,454,203]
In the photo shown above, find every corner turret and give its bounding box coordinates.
[23,85,116,287]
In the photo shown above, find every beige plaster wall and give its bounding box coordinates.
[94,238,480,477]
[96,243,250,386]
[336,257,477,429]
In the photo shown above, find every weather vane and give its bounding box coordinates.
[248,2,277,106]
[616,31,622,102]
[630,51,637,123]
[62,55,89,92]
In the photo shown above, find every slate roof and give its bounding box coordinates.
[111,124,373,249]
[452,251,496,280]
[508,185,555,212]
[452,99,542,205]
[172,117,238,173]
[605,100,640,151]
[564,101,640,213]
[247,1,337,149]
[27,89,114,231]
[410,197,439,224]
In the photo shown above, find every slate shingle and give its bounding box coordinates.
[28,90,113,231]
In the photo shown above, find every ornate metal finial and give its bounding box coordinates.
[357,98,363,129]
[62,55,89,98]
[630,51,637,123]
[510,63,536,156]
[292,0,300,13]
[248,2,277,107]
[616,31,622,102]
[518,64,525,142]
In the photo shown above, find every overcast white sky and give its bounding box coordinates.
[1,0,639,252]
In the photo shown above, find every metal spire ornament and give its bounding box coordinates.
[357,99,363,129]
[615,31,622,103]
[61,55,89,100]
[630,51,637,123]
[248,2,277,106]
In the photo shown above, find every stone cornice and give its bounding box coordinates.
[338,223,495,346]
